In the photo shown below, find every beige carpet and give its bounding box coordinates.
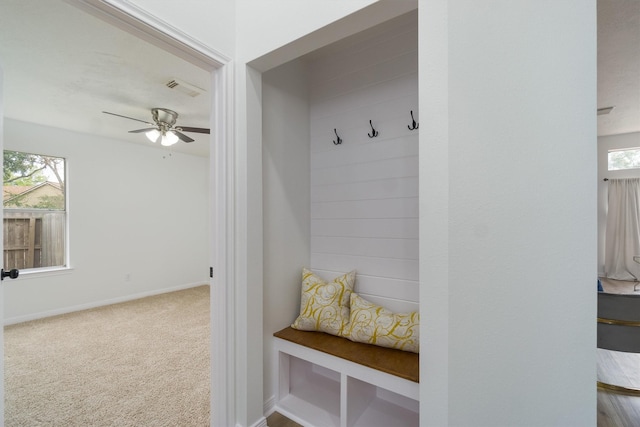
[4,285,210,427]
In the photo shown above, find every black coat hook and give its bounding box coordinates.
[368,120,379,138]
[408,110,419,130]
[333,129,342,145]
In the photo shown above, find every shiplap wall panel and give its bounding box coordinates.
[312,236,418,259]
[311,135,418,169]
[311,177,418,203]
[312,268,419,303]
[312,253,418,281]
[311,155,418,186]
[312,218,418,239]
[311,198,419,219]
[308,12,418,309]
[308,28,419,85]
[310,74,418,139]
[309,52,418,103]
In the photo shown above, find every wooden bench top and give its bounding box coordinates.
[274,326,419,383]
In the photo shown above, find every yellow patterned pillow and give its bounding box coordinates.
[345,293,419,353]
[291,268,355,336]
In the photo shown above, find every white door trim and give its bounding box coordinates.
[63,2,233,426]
[0,57,6,427]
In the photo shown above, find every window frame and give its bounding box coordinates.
[3,149,69,273]
[608,147,640,171]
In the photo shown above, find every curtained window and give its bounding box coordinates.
[604,178,640,280]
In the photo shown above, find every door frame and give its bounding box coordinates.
[64,1,234,425]
[0,56,6,427]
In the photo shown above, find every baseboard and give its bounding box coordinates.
[4,282,208,325]
[247,417,267,427]
[263,395,276,417]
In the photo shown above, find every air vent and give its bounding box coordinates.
[598,106,615,116]
[165,78,205,97]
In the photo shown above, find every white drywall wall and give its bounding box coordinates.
[420,1,597,425]
[236,0,377,63]
[126,0,235,57]
[262,58,311,412]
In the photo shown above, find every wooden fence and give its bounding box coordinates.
[3,210,65,270]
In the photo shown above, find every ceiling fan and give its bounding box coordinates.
[102,108,210,146]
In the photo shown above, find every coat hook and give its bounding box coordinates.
[368,120,379,138]
[333,128,342,145]
[408,110,419,130]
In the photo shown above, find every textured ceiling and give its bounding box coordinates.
[0,0,637,157]
[598,0,640,136]
[0,0,211,157]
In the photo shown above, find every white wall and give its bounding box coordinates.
[420,1,597,426]
[236,0,377,64]
[308,11,419,313]
[3,119,209,323]
[597,132,640,275]
[238,0,418,71]
[126,0,235,57]
[262,59,311,413]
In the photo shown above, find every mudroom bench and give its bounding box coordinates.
[273,326,419,427]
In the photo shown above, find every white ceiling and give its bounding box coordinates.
[0,0,211,157]
[597,0,640,137]
[0,0,637,157]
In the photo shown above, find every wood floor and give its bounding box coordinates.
[598,349,640,426]
[266,412,301,427]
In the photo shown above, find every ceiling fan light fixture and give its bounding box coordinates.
[145,129,160,143]
[103,108,208,146]
[161,131,179,146]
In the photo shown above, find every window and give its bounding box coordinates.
[608,148,640,171]
[3,150,66,271]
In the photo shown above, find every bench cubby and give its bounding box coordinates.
[274,327,419,427]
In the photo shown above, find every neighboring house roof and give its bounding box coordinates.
[3,182,63,206]
[3,186,29,199]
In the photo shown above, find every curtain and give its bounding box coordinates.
[605,178,640,280]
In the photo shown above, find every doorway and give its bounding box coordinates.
[0,0,230,424]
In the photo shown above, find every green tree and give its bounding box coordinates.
[3,151,64,190]
[3,151,47,185]
[3,150,65,209]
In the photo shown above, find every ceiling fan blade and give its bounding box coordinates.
[128,128,157,133]
[173,130,195,143]
[102,111,155,126]
[178,126,210,134]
